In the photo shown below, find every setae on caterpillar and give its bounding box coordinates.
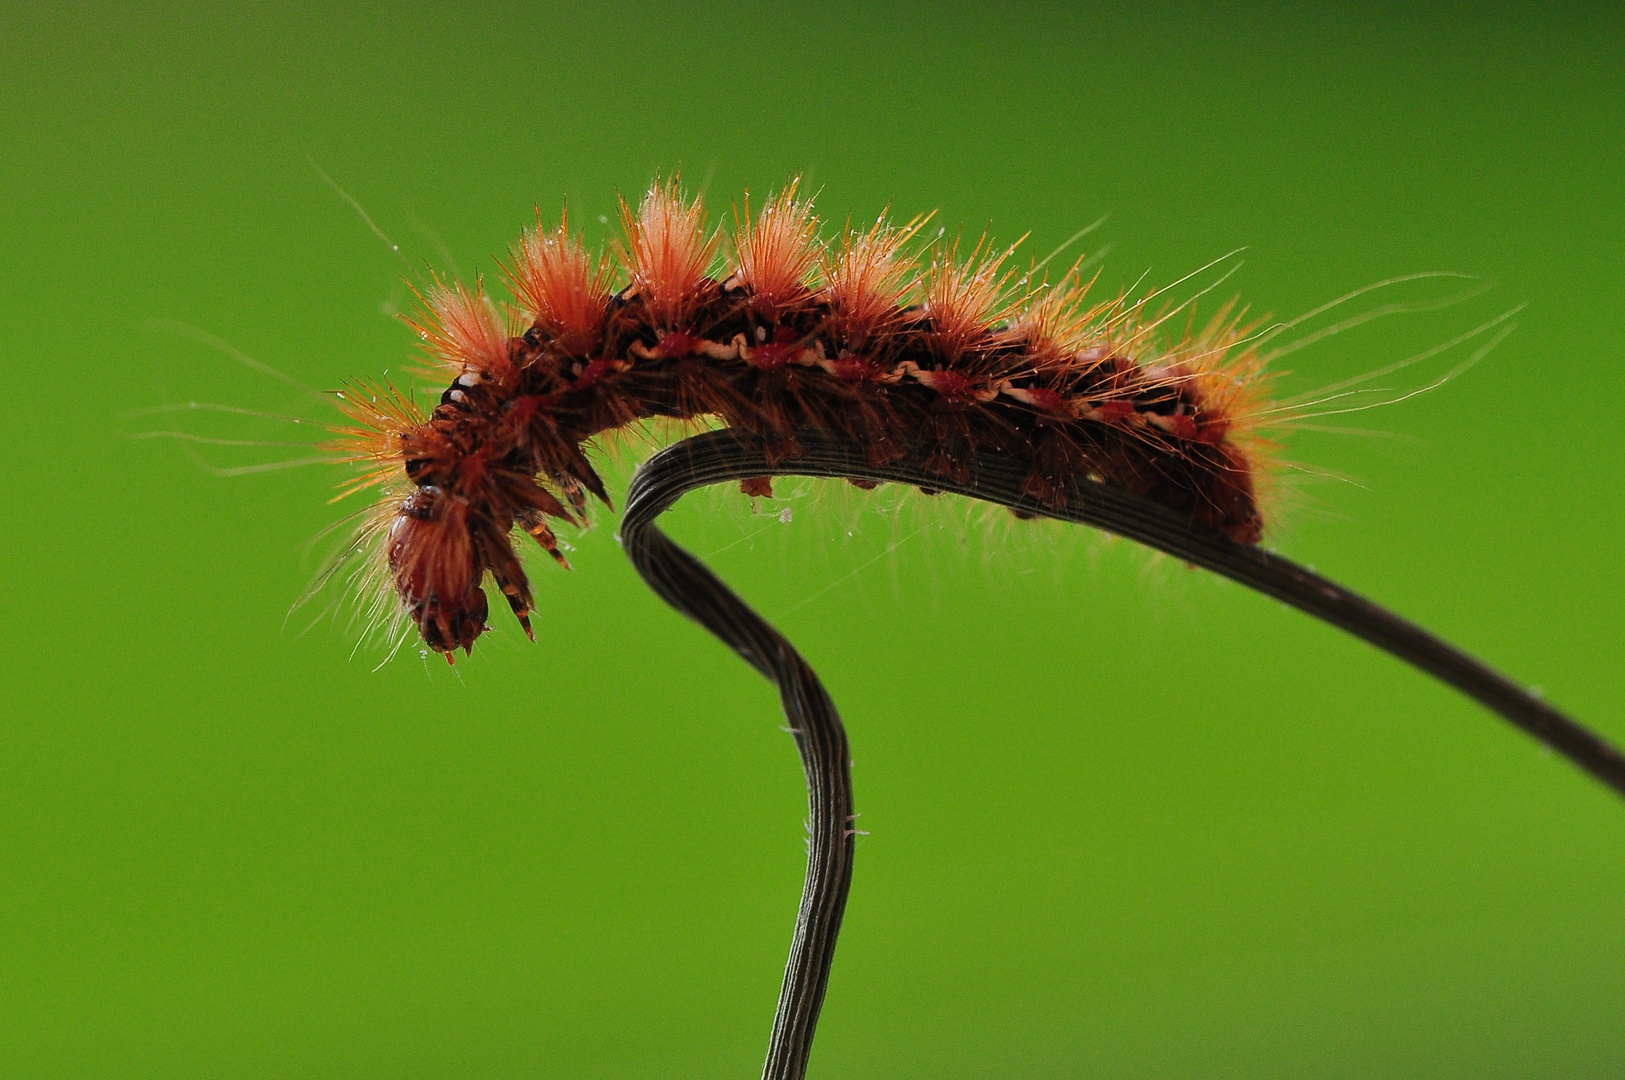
[312,177,1623,1080]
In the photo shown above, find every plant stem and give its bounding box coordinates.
[619,425,1625,1080]
[621,439,853,1080]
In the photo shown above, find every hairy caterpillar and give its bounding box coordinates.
[328,178,1273,659]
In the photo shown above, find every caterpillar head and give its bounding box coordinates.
[330,363,592,663]
[387,486,492,657]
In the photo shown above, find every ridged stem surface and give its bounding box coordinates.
[620,426,1625,1080]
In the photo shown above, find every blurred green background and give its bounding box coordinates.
[3,2,1622,1076]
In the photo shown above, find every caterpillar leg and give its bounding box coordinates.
[483,533,539,643]
[520,512,572,571]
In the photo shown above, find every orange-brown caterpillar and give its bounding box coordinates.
[330,179,1274,660]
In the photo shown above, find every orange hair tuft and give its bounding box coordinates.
[1170,300,1275,436]
[822,212,925,351]
[403,278,513,380]
[618,178,719,328]
[508,204,614,356]
[1011,262,1110,376]
[923,234,1021,365]
[324,380,431,501]
[731,179,821,317]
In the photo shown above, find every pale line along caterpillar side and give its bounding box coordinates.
[316,178,1623,1080]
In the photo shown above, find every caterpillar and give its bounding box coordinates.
[328,177,1273,660]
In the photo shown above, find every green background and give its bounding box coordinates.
[3,2,1622,1076]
